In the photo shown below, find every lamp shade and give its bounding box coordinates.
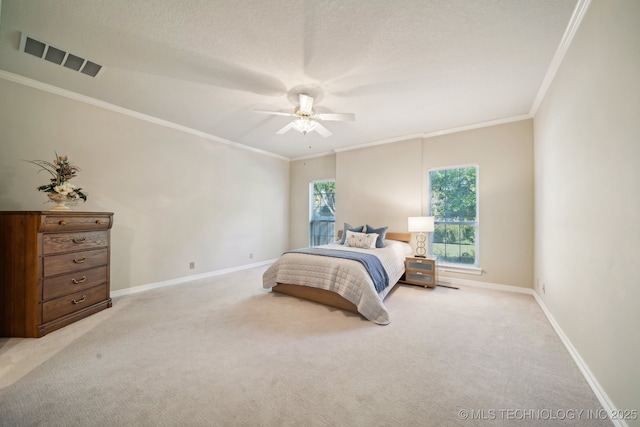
[407,216,435,232]
[292,118,317,134]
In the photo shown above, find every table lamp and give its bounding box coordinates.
[407,216,435,258]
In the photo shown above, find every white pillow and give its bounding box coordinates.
[344,230,379,249]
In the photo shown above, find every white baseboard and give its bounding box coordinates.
[110,259,275,298]
[441,275,622,427]
[532,292,625,427]
[437,275,534,295]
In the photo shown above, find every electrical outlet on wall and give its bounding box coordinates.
[250,253,253,259]
[189,261,195,269]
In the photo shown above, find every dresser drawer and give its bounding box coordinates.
[43,248,108,277]
[406,259,435,272]
[40,214,112,232]
[406,271,435,286]
[43,231,108,255]
[43,266,108,301]
[42,284,109,323]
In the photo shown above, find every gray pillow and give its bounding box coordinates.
[339,223,364,244]
[366,225,388,248]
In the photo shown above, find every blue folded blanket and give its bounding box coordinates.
[286,247,389,293]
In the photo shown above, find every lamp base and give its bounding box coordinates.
[413,254,426,258]
[414,232,428,258]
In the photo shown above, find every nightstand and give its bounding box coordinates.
[402,256,437,288]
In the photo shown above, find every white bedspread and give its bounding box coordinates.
[263,240,412,325]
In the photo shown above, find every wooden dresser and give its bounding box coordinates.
[0,211,113,337]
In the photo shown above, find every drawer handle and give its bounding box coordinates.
[72,276,87,284]
[95,219,102,225]
[72,237,86,244]
[73,257,86,264]
[72,295,86,304]
[59,220,66,226]
[415,272,423,275]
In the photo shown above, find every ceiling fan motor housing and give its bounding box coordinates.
[255,93,354,138]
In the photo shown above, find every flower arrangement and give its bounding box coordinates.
[26,153,88,202]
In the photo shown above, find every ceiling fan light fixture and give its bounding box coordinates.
[255,93,352,138]
[292,118,317,134]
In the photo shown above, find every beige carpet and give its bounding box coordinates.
[0,266,608,426]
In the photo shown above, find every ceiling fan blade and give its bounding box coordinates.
[313,122,332,138]
[276,122,295,134]
[254,109,296,117]
[299,94,314,114]
[316,113,355,121]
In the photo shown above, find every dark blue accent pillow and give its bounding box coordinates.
[366,225,388,248]
[339,223,364,244]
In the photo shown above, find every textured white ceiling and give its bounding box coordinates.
[0,0,579,159]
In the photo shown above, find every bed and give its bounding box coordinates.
[262,229,412,325]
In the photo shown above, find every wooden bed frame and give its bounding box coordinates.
[271,231,411,315]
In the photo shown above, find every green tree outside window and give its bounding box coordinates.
[310,180,335,246]
[429,167,478,265]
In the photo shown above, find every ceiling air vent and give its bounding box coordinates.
[19,33,103,78]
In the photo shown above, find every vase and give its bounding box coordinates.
[47,193,72,211]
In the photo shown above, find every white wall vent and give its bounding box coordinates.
[19,33,103,78]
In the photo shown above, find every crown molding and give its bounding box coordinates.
[332,132,424,154]
[0,70,289,161]
[421,114,532,139]
[290,150,336,162]
[330,113,532,157]
[529,0,592,115]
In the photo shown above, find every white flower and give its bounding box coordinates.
[53,182,77,196]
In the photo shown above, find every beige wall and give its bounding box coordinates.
[289,154,336,249]
[328,122,533,289]
[289,139,424,251]
[0,78,290,291]
[534,0,640,417]
[336,138,423,236]
[423,120,534,288]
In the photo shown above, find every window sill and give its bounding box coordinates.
[437,264,483,276]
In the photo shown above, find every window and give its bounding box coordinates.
[428,166,478,266]
[309,180,335,246]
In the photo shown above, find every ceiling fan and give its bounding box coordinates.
[255,93,355,137]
